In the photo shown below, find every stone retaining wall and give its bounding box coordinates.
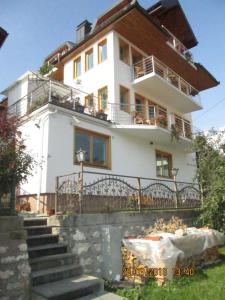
[0,216,31,300]
[49,209,199,281]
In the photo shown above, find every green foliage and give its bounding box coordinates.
[39,63,54,76]
[0,112,34,197]
[193,129,225,232]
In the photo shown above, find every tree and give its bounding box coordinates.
[193,129,225,232]
[39,63,54,76]
[0,111,34,199]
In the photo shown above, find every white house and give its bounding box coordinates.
[1,0,219,213]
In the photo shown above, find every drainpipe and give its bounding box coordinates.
[36,109,57,213]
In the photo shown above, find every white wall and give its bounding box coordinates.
[46,110,196,193]
[64,31,115,116]
[18,110,51,195]
[7,78,29,107]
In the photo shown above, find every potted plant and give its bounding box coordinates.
[157,116,168,128]
[75,101,85,113]
[168,72,178,86]
[96,109,108,121]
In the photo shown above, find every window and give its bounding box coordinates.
[135,94,145,118]
[98,86,108,111]
[85,49,94,71]
[120,86,130,112]
[119,39,130,65]
[98,39,107,63]
[75,127,111,168]
[73,57,81,78]
[85,93,94,108]
[132,48,143,65]
[156,150,172,178]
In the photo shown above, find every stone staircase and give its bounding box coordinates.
[24,217,125,300]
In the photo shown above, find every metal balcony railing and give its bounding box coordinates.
[109,103,192,140]
[132,55,200,105]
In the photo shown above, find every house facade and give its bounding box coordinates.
[1,0,219,212]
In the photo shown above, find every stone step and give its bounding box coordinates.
[77,292,127,300]
[30,253,79,272]
[31,265,83,286]
[27,234,59,247]
[31,275,104,300]
[28,243,67,259]
[25,225,53,236]
[24,218,48,227]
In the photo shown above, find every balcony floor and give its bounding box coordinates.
[133,73,202,114]
[111,124,193,152]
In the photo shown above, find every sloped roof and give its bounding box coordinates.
[147,0,198,49]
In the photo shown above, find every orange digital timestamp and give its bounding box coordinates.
[122,267,167,278]
[173,267,195,276]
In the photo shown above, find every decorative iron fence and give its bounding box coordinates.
[56,171,202,214]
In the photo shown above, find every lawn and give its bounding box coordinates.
[109,247,225,300]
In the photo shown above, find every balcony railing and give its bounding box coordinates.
[109,103,192,140]
[162,25,187,56]
[7,79,192,140]
[133,55,200,103]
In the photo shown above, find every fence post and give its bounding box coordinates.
[78,162,84,214]
[55,176,59,215]
[137,177,142,212]
[173,180,178,209]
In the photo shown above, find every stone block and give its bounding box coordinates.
[72,230,86,241]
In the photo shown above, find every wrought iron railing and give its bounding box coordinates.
[55,171,201,214]
[132,55,200,105]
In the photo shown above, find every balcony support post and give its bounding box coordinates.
[152,56,155,74]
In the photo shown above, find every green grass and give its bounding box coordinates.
[109,247,225,300]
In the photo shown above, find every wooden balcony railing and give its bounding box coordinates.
[133,55,200,103]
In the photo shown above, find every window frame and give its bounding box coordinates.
[155,150,173,179]
[119,38,130,65]
[120,85,130,113]
[98,86,108,111]
[135,93,146,118]
[85,48,94,71]
[131,47,144,65]
[98,39,107,64]
[85,93,94,109]
[74,127,111,169]
[73,56,81,79]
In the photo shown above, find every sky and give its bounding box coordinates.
[0,0,225,131]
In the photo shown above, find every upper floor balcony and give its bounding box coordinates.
[7,78,193,149]
[132,55,202,114]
